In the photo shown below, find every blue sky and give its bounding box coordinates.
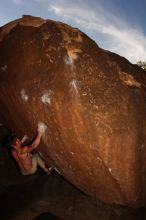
[0,0,146,63]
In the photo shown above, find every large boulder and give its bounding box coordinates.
[0,15,146,207]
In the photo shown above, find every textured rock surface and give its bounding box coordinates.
[0,15,146,207]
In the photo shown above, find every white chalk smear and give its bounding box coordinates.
[96,157,102,162]
[37,150,44,158]
[69,79,78,91]
[64,56,74,65]
[54,167,61,174]
[21,134,28,143]
[20,89,28,102]
[41,90,53,105]
[38,121,48,134]
[141,144,144,149]
[108,168,112,172]
[1,65,7,71]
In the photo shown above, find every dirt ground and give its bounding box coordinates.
[0,126,146,220]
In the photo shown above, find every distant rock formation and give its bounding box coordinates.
[0,15,146,207]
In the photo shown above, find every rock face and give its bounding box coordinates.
[0,15,146,207]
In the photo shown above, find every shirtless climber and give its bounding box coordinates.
[3,125,52,175]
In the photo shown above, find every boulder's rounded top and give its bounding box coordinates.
[0,15,46,42]
[0,15,83,45]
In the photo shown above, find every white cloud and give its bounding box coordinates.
[46,0,146,63]
[12,0,22,5]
